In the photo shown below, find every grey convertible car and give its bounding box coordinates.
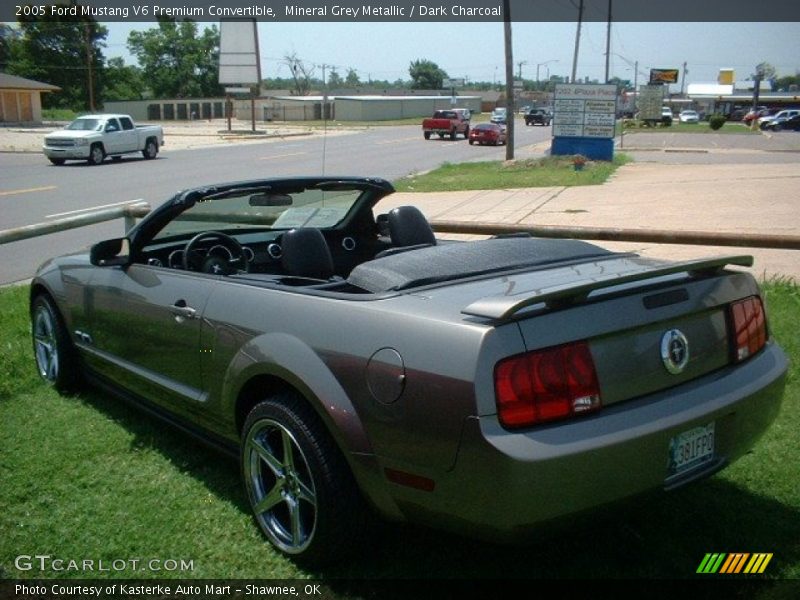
[31,176,787,564]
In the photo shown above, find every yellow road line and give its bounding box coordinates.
[375,137,419,145]
[0,185,57,197]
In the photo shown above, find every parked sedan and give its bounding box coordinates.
[758,109,800,130]
[679,110,700,124]
[31,176,787,564]
[762,109,800,131]
[468,122,507,145]
[490,107,508,124]
[770,114,800,131]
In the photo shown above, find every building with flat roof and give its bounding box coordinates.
[0,72,60,124]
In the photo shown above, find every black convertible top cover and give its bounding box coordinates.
[348,238,615,292]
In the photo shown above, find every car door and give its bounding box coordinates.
[84,264,216,419]
[117,116,139,152]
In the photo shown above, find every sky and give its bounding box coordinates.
[102,21,800,90]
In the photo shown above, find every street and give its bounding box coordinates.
[1,123,799,285]
[0,123,551,284]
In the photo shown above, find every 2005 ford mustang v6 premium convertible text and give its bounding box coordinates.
[31,176,787,564]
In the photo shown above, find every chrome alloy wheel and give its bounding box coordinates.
[243,419,318,554]
[33,303,59,381]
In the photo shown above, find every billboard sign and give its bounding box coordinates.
[649,68,679,84]
[218,19,261,85]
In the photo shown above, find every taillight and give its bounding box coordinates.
[494,341,601,428]
[728,296,767,363]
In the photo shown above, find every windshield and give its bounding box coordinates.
[66,118,102,131]
[154,186,364,241]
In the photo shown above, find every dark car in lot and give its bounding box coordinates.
[772,114,800,131]
[468,123,507,145]
[31,176,788,564]
[763,110,800,131]
[524,108,552,126]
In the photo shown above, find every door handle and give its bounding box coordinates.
[170,300,197,320]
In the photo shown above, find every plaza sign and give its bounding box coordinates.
[553,84,617,139]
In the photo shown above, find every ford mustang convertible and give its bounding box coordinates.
[30,176,787,564]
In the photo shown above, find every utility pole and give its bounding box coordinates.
[604,0,612,83]
[571,0,584,83]
[84,22,95,112]
[503,0,514,160]
[517,60,527,80]
[680,61,688,96]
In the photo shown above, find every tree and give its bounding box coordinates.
[327,68,343,88]
[102,57,146,101]
[282,52,315,96]
[5,9,107,110]
[409,59,448,90]
[345,69,360,87]
[775,73,800,92]
[128,18,221,98]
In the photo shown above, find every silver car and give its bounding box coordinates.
[31,176,787,564]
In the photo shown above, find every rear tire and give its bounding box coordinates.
[463,126,469,139]
[241,392,372,565]
[31,294,82,393]
[423,131,431,140]
[450,128,457,141]
[142,138,158,159]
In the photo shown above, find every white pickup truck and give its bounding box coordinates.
[43,114,164,166]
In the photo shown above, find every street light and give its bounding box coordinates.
[536,59,558,83]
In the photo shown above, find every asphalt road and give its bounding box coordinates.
[2,125,797,285]
[0,123,551,285]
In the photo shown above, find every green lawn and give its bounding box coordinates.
[394,154,632,192]
[1,278,798,582]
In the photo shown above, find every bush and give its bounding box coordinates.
[709,114,726,130]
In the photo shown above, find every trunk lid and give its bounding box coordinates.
[465,255,756,407]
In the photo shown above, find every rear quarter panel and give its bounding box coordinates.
[200,280,523,475]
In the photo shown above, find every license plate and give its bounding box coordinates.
[667,422,715,478]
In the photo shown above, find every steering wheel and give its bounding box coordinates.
[182,231,250,275]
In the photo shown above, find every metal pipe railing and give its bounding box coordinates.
[0,201,151,245]
[430,220,800,250]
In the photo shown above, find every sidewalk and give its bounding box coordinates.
[378,160,800,282]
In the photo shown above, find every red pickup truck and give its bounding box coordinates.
[422,109,471,140]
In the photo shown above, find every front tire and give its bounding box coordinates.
[88,143,105,166]
[241,393,370,565]
[31,294,82,393]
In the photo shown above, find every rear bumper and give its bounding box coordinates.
[394,343,787,539]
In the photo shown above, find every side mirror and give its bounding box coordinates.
[90,238,131,267]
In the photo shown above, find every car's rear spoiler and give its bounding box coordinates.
[461,255,753,321]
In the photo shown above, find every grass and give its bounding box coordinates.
[394,153,632,193]
[0,278,798,585]
[41,108,79,122]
